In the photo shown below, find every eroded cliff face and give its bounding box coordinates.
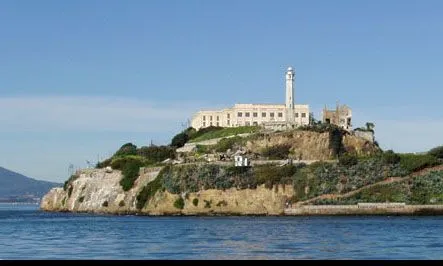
[40,168,294,215]
[245,130,379,160]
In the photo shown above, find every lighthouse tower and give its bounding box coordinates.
[285,67,295,122]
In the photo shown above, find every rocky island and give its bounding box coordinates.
[40,124,443,216]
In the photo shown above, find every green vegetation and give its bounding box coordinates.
[381,150,401,165]
[114,143,138,157]
[170,127,197,148]
[189,126,259,143]
[216,200,228,207]
[135,168,167,210]
[429,145,443,159]
[120,160,144,191]
[399,153,439,173]
[329,127,345,157]
[173,197,185,209]
[204,200,212,208]
[192,198,199,206]
[119,200,125,207]
[68,186,73,198]
[79,196,84,203]
[63,174,80,191]
[314,170,443,205]
[338,154,358,166]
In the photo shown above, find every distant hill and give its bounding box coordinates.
[0,166,61,202]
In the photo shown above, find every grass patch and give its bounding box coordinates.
[189,126,259,143]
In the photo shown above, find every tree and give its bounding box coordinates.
[365,122,375,132]
[428,145,443,159]
[114,143,137,157]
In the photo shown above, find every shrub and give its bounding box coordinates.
[214,136,245,152]
[338,154,358,166]
[79,196,84,203]
[261,144,291,159]
[170,132,189,148]
[399,154,439,173]
[136,173,164,210]
[120,160,144,191]
[63,174,80,191]
[382,150,401,164]
[68,186,73,198]
[110,155,145,170]
[429,146,443,159]
[173,197,185,209]
[204,200,212,208]
[102,201,108,207]
[137,145,175,163]
[216,200,228,207]
[114,143,137,157]
[96,158,112,168]
[118,200,125,207]
[192,198,199,206]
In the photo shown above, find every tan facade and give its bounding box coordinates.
[191,67,310,130]
[321,104,352,130]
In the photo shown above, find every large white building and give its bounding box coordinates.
[191,67,310,131]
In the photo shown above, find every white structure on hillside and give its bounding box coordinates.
[190,67,310,131]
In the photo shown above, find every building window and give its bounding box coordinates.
[278,112,283,118]
[203,116,206,121]
[245,121,250,126]
[217,116,219,121]
[210,116,213,121]
[253,112,258,117]
[216,122,219,126]
[253,121,258,126]
[270,112,274,118]
[210,122,213,126]
[227,120,230,125]
[203,122,206,127]
[245,112,250,117]
[262,112,266,117]
[301,113,306,118]
[295,113,299,118]
[227,113,230,119]
[238,112,242,117]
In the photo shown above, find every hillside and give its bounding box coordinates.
[40,126,443,215]
[0,166,61,202]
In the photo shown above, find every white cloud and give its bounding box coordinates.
[0,96,200,132]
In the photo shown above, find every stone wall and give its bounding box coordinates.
[353,130,375,143]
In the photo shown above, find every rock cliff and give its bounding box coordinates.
[41,168,294,215]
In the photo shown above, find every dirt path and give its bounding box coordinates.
[295,164,443,206]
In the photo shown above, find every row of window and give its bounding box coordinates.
[237,112,284,118]
[202,121,258,127]
[202,112,307,122]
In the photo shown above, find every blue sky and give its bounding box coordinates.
[1,0,442,183]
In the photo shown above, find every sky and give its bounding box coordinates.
[1,0,442,183]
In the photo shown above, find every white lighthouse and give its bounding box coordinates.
[285,66,295,109]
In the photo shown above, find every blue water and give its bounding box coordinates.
[1,203,443,259]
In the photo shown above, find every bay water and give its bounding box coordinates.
[1,203,442,259]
